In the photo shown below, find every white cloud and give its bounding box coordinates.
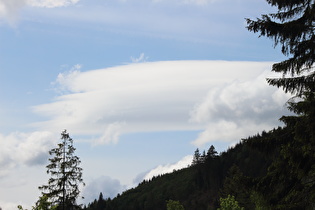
[0,0,25,24]
[53,65,81,94]
[142,155,193,181]
[131,53,148,63]
[190,70,292,146]
[93,122,126,145]
[26,0,79,8]
[32,61,289,146]
[0,131,56,177]
[152,0,216,5]
[0,200,20,210]
[192,120,273,147]
[82,176,125,203]
[179,0,217,5]
[190,70,288,123]
[0,0,79,24]
[22,0,233,44]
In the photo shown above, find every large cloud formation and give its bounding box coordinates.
[33,61,290,146]
[0,131,56,177]
[190,70,291,146]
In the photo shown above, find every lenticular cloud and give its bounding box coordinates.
[33,61,290,146]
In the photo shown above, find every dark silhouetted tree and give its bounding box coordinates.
[246,0,315,208]
[206,145,218,160]
[38,130,85,210]
[192,148,201,165]
[246,0,315,95]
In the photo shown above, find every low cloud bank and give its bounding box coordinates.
[82,176,126,203]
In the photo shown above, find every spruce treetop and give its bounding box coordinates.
[246,0,315,95]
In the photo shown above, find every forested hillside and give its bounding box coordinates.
[84,0,315,207]
[84,127,293,210]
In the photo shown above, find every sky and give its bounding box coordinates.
[0,0,291,209]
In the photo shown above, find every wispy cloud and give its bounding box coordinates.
[0,0,79,24]
[153,0,217,5]
[0,0,25,24]
[32,61,289,146]
[16,0,242,44]
[131,53,148,63]
[93,122,126,145]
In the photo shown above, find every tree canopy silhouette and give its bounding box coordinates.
[38,130,85,210]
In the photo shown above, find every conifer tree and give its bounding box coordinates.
[246,0,315,95]
[206,145,218,160]
[246,0,315,208]
[38,130,85,210]
[192,148,201,165]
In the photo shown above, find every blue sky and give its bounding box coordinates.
[0,0,291,209]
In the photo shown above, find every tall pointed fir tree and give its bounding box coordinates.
[246,0,315,95]
[246,0,315,208]
[38,130,85,210]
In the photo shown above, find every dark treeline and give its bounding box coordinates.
[84,126,301,210]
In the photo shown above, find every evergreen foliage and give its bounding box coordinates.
[192,148,201,165]
[246,0,315,95]
[38,130,85,210]
[246,0,315,208]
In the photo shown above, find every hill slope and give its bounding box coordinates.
[84,126,290,210]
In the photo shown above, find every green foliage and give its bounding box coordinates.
[33,195,58,210]
[17,195,58,210]
[217,195,244,210]
[38,130,84,210]
[249,191,269,210]
[246,0,315,208]
[220,165,254,209]
[166,200,184,210]
[246,0,315,95]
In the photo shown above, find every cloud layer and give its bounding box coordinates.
[0,0,79,23]
[152,0,216,5]
[27,0,79,8]
[33,61,290,146]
